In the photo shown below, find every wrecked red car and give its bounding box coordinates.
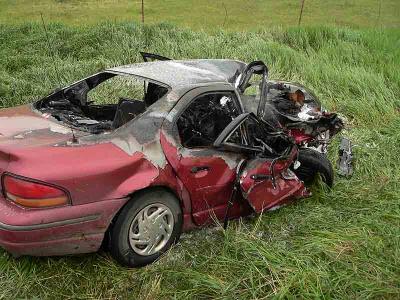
[1,59,329,267]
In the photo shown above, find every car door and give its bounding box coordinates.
[161,85,246,225]
[213,112,307,212]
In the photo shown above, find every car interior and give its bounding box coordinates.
[177,92,240,148]
[35,72,169,133]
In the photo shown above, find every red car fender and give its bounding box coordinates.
[239,147,306,212]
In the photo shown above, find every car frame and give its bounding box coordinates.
[1,58,318,267]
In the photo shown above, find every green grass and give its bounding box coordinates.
[0,22,400,299]
[0,0,399,30]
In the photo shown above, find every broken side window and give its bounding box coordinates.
[87,75,145,105]
[35,72,169,133]
[177,92,240,148]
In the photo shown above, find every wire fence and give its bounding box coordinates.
[0,0,396,29]
[135,0,394,29]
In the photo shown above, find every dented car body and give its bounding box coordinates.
[0,58,337,267]
[141,52,343,154]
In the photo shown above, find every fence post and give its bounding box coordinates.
[377,0,382,27]
[298,0,305,26]
[141,0,144,24]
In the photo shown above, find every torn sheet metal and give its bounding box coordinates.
[240,80,344,154]
[337,137,354,177]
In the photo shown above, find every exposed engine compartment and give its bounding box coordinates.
[239,79,343,154]
[265,80,343,137]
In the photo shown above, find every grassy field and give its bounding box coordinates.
[0,0,399,30]
[0,22,399,299]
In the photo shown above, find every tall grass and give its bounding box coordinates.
[0,23,399,299]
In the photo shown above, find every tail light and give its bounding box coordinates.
[2,174,69,208]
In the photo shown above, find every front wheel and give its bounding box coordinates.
[109,189,182,267]
[293,148,334,187]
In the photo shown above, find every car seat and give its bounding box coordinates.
[112,98,146,129]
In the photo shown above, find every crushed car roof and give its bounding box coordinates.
[107,59,247,88]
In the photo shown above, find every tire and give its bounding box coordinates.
[293,148,334,187]
[109,188,182,267]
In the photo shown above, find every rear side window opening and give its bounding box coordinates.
[35,72,169,133]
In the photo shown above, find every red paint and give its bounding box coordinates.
[289,128,313,144]
[0,105,309,257]
[160,131,247,225]
[0,194,128,256]
[240,147,306,212]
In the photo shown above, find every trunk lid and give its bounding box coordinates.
[0,105,84,182]
[0,104,82,149]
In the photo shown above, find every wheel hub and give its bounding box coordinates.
[128,203,174,256]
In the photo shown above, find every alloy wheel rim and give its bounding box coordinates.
[128,203,174,256]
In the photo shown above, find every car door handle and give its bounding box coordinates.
[191,166,210,173]
[250,174,276,189]
[250,174,272,181]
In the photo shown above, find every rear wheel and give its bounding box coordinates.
[294,148,334,187]
[109,189,182,267]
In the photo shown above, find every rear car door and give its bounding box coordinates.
[161,85,246,225]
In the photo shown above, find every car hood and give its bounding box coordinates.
[0,104,84,149]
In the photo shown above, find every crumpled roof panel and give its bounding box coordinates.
[108,59,247,87]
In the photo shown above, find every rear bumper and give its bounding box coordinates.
[0,196,128,256]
